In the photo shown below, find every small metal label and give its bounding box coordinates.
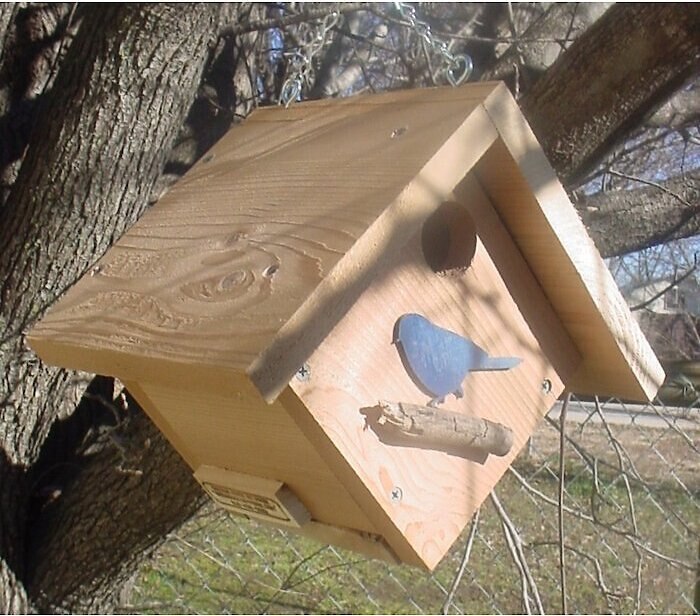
[194,465,311,528]
[201,481,296,523]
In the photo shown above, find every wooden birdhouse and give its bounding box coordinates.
[28,82,664,570]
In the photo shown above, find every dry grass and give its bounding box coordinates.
[121,415,699,614]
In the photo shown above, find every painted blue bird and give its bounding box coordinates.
[393,313,521,406]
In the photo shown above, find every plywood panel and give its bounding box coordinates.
[287,177,578,569]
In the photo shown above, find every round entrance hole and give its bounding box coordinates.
[421,201,477,274]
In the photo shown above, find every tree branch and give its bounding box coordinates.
[521,3,700,185]
[220,3,369,37]
[482,3,609,92]
[578,172,700,257]
[646,87,700,129]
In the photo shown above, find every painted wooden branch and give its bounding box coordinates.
[369,400,513,458]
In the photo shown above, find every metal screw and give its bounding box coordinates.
[90,265,102,276]
[202,153,214,163]
[541,378,553,394]
[295,363,311,381]
[391,126,407,139]
[390,486,403,503]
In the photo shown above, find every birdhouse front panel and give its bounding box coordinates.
[284,173,580,569]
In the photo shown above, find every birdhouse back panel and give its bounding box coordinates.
[285,174,581,569]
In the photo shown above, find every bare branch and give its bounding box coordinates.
[558,392,571,614]
[647,87,700,129]
[491,491,544,615]
[630,262,698,312]
[442,509,480,615]
[221,4,370,37]
[578,172,700,257]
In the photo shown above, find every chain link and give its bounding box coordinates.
[278,3,472,107]
[279,11,341,108]
[393,2,473,86]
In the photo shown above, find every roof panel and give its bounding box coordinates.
[28,82,663,402]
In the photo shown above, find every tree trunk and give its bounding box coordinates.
[521,3,700,185]
[28,398,207,613]
[0,4,222,611]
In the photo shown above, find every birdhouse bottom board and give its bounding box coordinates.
[120,174,574,570]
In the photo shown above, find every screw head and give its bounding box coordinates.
[390,486,403,503]
[295,363,311,382]
[541,378,553,394]
[390,126,407,139]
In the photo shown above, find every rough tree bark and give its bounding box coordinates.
[646,87,700,129]
[0,4,223,612]
[482,2,611,93]
[521,3,700,185]
[0,3,77,208]
[28,394,207,613]
[578,172,700,258]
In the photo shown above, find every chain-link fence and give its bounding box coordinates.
[117,394,699,614]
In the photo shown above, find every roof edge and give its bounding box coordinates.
[478,83,665,401]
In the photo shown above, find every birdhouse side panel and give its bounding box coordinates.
[288,182,572,569]
[127,377,376,535]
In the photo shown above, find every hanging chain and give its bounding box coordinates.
[278,3,472,107]
[393,2,473,86]
[279,10,341,108]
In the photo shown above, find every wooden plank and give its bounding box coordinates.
[456,174,581,380]
[477,82,665,400]
[287,175,576,569]
[125,380,198,465]
[133,378,377,534]
[289,521,400,564]
[27,85,500,390]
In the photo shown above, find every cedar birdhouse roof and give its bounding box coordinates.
[28,82,664,402]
